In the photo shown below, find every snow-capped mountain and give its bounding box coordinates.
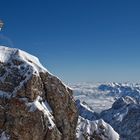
[0,46,119,140]
[0,46,78,140]
[76,100,119,140]
[76,117,119,140]
[101,96,140,140]
[72,82,140,140]
[71,82,140,112]
[0,46,139,140]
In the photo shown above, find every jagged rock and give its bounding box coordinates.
[76,99,99,121]
[76,117,119,140]
[0,46,78,140]
[72,82,140,139]
[75,100,119,140]
[101,96,140,140]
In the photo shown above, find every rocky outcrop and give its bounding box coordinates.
[76,117,119,140]
[75,100,119,140]
[72,82,140,139]
[0,46,78,140]
[76,99,99,121]
[101,96,140,140]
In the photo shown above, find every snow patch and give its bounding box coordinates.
[26,96,54,129]
[0,46,17,63]
[0,46,48,75]
[16,49,48,74]
[0,90,11,99]
[0,132,10,140]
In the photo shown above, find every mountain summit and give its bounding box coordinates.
[0,46,78,140]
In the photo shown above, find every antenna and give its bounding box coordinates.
[0,20,4,31]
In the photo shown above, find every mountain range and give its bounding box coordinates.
[71,82,140,140]
[0,46,139,140]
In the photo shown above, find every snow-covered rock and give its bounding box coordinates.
[76,117,119,140]
[0,46,78,140]
[75,100,120,140]
[0,132,10,140]
[76,99,99,121]
[101,96,140,140]
[72,82,140,140]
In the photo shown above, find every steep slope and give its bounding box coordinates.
[76,117,119,140]
[101,96,140,140]
[76,99,99,121]
[76,100,119,140]
[0,46,78,140]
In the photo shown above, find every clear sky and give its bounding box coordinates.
[0,0,140,83]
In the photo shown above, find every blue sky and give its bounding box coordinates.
[0,0,140,83]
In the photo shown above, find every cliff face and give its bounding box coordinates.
[0,46,78,140]
[101,96,140,140]
[75,100,119,140]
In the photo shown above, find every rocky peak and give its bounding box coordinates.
[101,96,140,140]
[0,46,78,140]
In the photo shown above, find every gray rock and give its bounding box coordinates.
[101,96,140,140]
